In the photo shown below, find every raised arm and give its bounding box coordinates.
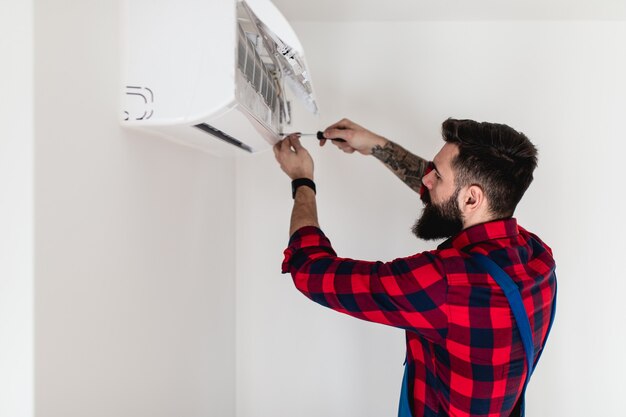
[322,118,430,194]
[273,133,447,341]
[371,141,430,194]
[273,134,320,236]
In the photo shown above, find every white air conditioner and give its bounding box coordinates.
[121,0,318,156]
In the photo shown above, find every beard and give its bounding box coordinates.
[412,188,464,241]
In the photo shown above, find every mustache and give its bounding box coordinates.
[421,189,431,204]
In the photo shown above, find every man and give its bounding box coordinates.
[274,118,557,417]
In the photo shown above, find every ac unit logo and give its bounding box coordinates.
[123,86,154,121]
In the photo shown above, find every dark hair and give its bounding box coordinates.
[442,118,538,217]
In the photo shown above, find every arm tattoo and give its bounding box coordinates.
[371,141,429,193]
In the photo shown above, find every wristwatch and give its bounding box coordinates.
[291,178,316,199]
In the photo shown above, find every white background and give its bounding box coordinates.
[1,1,33,417]
[33,1,237,416]
[2,1,625,417]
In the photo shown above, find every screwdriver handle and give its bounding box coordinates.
[316,131,346,143]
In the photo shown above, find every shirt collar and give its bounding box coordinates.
[437,218,519,250]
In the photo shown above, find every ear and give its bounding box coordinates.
[460,184,485,214]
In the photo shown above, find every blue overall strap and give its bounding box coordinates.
[398,360,412,417]
[397,254,554,417]
[473,254,534,416]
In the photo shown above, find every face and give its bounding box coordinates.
[412,143,464,240]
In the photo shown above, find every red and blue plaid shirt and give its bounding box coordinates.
[282,219,556,417]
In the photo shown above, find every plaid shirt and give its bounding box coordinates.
[282,219,556,417]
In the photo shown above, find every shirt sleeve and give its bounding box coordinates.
[282,226,449,342]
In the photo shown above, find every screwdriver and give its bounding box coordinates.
[281,131,346,143]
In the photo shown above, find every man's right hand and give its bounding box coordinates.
[320,118,388,155]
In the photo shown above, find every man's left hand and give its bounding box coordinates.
[273,134,314,180]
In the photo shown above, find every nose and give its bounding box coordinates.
[422,169,435,190]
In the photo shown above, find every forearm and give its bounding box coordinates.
[371,140,430,193]
[289,186,320,236]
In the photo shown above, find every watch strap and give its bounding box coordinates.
[292,178,316,199]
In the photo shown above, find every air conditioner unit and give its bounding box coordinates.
[121,0,318,156]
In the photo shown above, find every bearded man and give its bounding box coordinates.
[274,118,557,417]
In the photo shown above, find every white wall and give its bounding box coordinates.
[33,1,235,416]
[236,21,626,417]
[0,1,34,417]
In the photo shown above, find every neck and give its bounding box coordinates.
[462,212,498,230]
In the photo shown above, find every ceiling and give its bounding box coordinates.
[271,0,626,21]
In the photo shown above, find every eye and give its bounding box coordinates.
[434,171,442,180]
